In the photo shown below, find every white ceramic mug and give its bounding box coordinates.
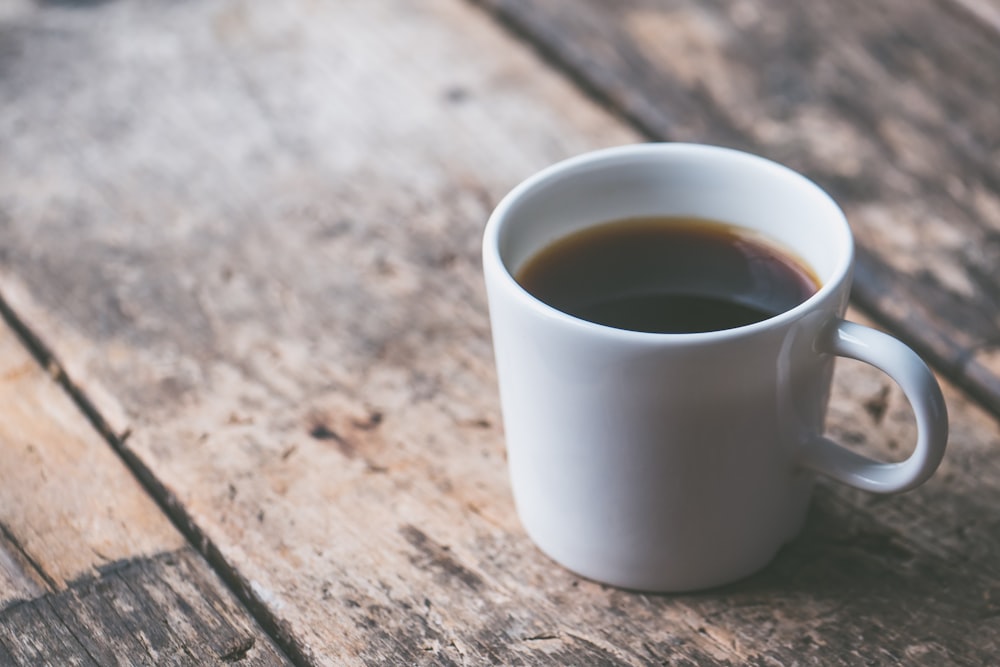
[482,143,948,592]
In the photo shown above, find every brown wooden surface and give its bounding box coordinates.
[0,549,287,667]
[475,0,1000,416]
[1,0,999,664]
[0,321,289,664]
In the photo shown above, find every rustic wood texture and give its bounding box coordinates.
[1,0,999,664]
[0,318,186,604]
[0,320,287,662]
[475,0,1000,416]
[0,548,288,667]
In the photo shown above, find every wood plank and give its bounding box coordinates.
[474,0,1000,417]
[0,317,288,661]
[0,549,284,667]
[0,601,98,667]
[1,0,999,663]
[0,326,185,591]
[0,530,47,607]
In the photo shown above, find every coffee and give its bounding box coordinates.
[515,216,819,334]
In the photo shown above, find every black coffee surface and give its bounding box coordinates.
[515,216,819,334]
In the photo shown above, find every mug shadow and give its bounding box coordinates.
[657,483,1000,657]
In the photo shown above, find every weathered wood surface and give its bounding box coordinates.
[475,0,1000,417]
[1,0,1000,664]
[0,321,288,663]
[0,549,288,667]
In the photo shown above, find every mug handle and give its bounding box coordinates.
[799,320,948,493]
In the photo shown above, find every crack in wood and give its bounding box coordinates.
[0,549,288,665]
[0,292,308,666]
[0,520,59,593]
[399,525,485,592]
[41,596,104,666]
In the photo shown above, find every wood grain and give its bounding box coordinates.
[0,303,287,659]
[1,0,999,664]
[0,548,288,666]
[0,318,186,603]
[474,0,1000,417]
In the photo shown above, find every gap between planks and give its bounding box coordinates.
[0,292,311,666]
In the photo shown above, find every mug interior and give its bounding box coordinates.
[491,144,852,295]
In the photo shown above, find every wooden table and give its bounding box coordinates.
[1,0,998,664]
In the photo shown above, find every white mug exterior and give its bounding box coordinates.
[483,143,948,592]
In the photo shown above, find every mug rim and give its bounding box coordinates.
[483,142,855,344]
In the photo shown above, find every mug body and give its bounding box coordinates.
[483,144,854,591]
